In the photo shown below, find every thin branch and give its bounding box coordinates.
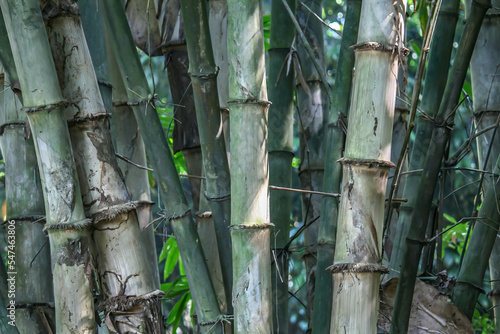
[281,0,333,102]
[298,0,342,36]
[269,185,340,197]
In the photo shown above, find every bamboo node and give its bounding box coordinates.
[327,263,389,274]
[166,208,192,221]
[0,121,27,136]
[196,210,213,219]
[204,192,231,202]
[228,99,272,106]
[67,112,110,127]
[43,218,93,232]
[92,201,154,224]
[350,42,410,56]
[189,66,219,79]
[456,280,485,294]
[338,158,396,169]
[488,288,500,297]
[22,100,67,114]
[41,1,80,20]
[97,80,113,89]
[97,289,165,314]
[230,223,274,231]
[198,314,233,327]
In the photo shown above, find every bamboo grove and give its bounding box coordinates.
[0,0,499,333]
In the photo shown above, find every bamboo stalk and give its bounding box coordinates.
[388,0,460,277]
[101,1,224,332]
[295,0,329,326]
[227,0,273,331]
[43,3,163,332]
[453,3,500,320]
[208,0,230,157]
[0,73,55,333]
[267,0,295,332]
[179,0,233,319]
[1,1,97,332]
[329,0,406,332]
[311,1,361,333]
[390,0,491,332]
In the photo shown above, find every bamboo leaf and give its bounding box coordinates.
[163,237,180,280]
[167,291,191,333]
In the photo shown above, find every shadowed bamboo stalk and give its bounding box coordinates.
[453,2,500,319]
[179,0,233,320]
[268,0,295,332]
[227,0,273,331]
[101,1,224,332]
[311,1,361,333]
[208,0,230,156]
[0,72,55,333]
[329,0,406,332]
[155,0,204,210]
[295,1,328,325]
[1,1,97,331]
[390,0,491,332]
[388,0,460,277]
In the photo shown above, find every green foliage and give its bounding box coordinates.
[442,213,470,269]
[472,309,495,334]
[159,236,192,333]
[263,14,271,50]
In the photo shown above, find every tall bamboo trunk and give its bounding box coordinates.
[452,2,500,320]
[0,72,55,333]
[101,2,224,332]
[469,8,500,326]
[311,1,361,333]
[208,0,230,157]
[390,0,491,331]
[155,0,204,210]
[268,0,296,332]
[227,0,273,331]
[329,1,406,332]
[180,0,233,319]
[1,1,97,332]
[295,1,329,326]
[388,0,460,277]
[42,3,163,332]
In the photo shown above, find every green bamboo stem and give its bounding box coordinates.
[388,0,460,277]
[0,71,22,334]
[295,1,328,325]
[227,0,273,332]
[158,0,204,210]
[390,1,491,332]
[453,154,500,319]
[101,1,224,332]
[0,14,18,93]
[453,3,500,320]
[1,1,97,332]
[43,4,163,332]
[311,1,361,333]
[329,0,406,332]
[208,0,230,156]
[0,74,55,333]
[267,0,296,332]
[196,178,227,314]
[179,0,233,318]
[79,0,112,116]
